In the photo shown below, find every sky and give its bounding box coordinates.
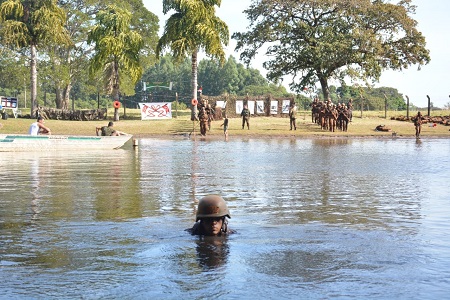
[143,0,450,108]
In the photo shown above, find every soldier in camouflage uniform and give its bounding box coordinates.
[241,105,250,129]
[289,103,297,130]
[198,107,208,136]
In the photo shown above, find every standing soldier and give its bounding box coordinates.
[198,106,208,136]
[220,114,229,140]
[241,105,250,130]
[414,111,424,138]
[289,103,297,130]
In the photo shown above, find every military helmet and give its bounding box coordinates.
[196,194,230,221]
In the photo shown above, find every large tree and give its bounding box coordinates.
[87,4,144,121]
[48,0,99,110]
[0,47,28,94]
[54,0,158,110]
[233,0,430,100]
[157,0,229,121]
[0,0,71,115]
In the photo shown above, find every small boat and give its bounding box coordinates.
[0,134,132,152]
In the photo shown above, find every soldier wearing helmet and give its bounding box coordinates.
[188,194,233,236]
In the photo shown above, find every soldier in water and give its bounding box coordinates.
[188,195,234,236]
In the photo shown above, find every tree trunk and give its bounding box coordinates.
[191,51,199,121]
[113,62,120,121]
[53,52,64,109]
[63,83,71,110]
[123,95,127,118]
[55,81,70,110]
[319,76,330,100]
[55,85,63,108]
[30,44,38,117]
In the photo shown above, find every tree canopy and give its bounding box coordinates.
[233,0,430,100]
[87,4,144,120]
[140,54,290,106]
[157,0,229,120]
[0,0,158,112]
[0,0,71,115]
[1,0,438,114]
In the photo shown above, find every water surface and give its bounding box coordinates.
[1,137,449,299]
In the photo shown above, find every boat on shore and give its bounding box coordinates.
[0,134,132,152]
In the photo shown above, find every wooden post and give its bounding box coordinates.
[358,87,364,119]
[175,92,178,118]
[123,95,127,119]
[360,96,364,118]
[427,95,431,116]
[24,78,27,109]
[405,95,410,119]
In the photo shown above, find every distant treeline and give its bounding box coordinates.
[0,52,421,112]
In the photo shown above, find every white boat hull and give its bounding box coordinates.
[0,134,132,152]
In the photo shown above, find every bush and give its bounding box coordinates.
[172,101,187,110]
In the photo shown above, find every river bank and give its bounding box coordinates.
[1,111,449,139]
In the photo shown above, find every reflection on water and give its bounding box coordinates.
[1,138,450,299]
[195,237,229,270]
[30,159,42,219]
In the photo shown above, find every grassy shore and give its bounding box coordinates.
[1,109,449,138]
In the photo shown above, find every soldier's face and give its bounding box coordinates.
[201,217,223,236]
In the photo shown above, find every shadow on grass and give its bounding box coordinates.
[168,119,198,135]
[304,122,328,132]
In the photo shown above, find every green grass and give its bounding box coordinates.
[1,109,449,138]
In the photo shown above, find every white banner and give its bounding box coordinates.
[216,100,227,108]
[248,100,255,115]
[139,102,172,120]
[236,100,243,114]
[282,100,290,114]
[256,100,264,114]
[270,101,278,114]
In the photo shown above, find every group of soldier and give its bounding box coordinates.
[194,97,432,138]
[196,100,252,136]
[197,99,215,136]
[310,97,353,132]
[195,97,355,135]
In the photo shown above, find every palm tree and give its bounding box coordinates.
[0,0,71,116]
[157,0,229,121]
[87,4,143,121]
